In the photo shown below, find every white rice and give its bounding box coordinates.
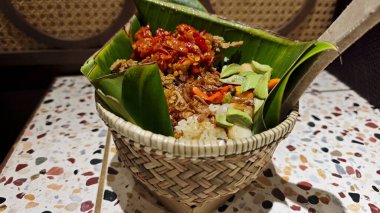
[208,103,231,115]
[175,103,254,141]
[174,104,231,141]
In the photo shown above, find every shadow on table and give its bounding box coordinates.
[107,154,344,213]
[223,161,345,213]
[106,154,167,213]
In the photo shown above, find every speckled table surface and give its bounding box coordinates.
[0,71,379,213]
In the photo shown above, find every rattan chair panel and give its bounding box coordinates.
[210,0,336,41]
[0,12,46,51]
[10,0,125,41]
[288,0,336,40]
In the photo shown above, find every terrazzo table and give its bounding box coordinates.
[0,71,379,213]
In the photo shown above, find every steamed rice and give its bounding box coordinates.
[174,104,230,141]
[174,115,228,141]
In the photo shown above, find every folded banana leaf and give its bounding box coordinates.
[163,0,207,12]
[81,16,173,136]
[92,63,173,136]
[263,42,337,129]
[81,0,336,136]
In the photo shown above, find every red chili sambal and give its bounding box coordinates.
[132,24,216,80]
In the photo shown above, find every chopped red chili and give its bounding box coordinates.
[132,24,215,79]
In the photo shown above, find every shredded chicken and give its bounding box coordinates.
[110,59,138,73]
[213,35,244,50]
[161,70,222,130]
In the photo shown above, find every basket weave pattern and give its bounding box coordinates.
[0,0,124,51]
[113,135,277,205]
[210,0,336,41]
[96,101,298,206]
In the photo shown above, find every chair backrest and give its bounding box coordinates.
[0,0,336,65]
[0,0,134,52]
[206,0,337,41]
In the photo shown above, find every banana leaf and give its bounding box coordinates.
[91,63,173,136]
[135,0,315,78]
[81,0,336,137]
[262,42,337,129]
[81,16,173,136]
[122,63,173,136]
[163,0,207,12]
[92,72,136,123]
[81,29,133,81]
[135,0,335,132]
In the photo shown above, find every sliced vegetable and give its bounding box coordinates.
[252,60,273,74]
[223,92,232,103]
[255,71,271,99]
[191,87,209,100]
[219,75,245,85]
[220,64,240,78]
[220,85,233,93]
[236,90,254,99]
[239,63,253,72]
[226,107,253,128]
[192,86,232,104]
[239,71,256,77]
[253,98,264,115]
[227,125,253,140]
[216,113,234,128]
[241,73,261,93]
[207,91,224,103]
[268,78,281,90]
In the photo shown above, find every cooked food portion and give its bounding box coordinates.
[111,24,280,140]
[132,24,217,79]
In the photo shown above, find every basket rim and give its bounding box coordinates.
[95,94,299,159]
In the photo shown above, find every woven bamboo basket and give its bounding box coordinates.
[95,95,299,207]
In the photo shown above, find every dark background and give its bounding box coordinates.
[0,66,79,160]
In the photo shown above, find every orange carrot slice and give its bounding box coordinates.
[268,78,281,91]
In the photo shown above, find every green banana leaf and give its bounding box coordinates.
[262,42,337,129]
[135,0,335,132]
[122,63,173,136]
[135,0,315,79]
[96,89,135,123]
[92,72,135,123]
[163,0,207,12]
[81,29,133,81]
[81,0,336,137]
[92,63,173,136]
[128,15,142,43]
[81,15,173,136]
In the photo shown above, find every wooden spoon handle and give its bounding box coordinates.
[281,0,380,118]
